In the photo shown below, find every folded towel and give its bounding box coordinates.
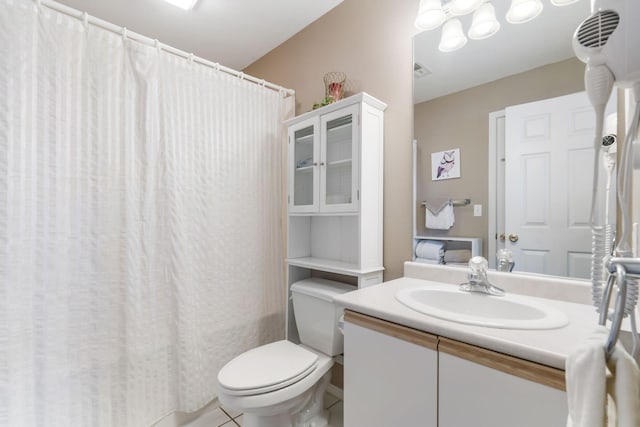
[415,239,445,260]
[444,249,472,263]
[414,258,443,265]
[566,326,640,427]
[424,198,455,230]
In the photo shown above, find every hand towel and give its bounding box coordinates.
[424,198,455,230]
[444,249,472,263]
[607,337,640,427]
[566,326,640,427]
[415,239,445,260]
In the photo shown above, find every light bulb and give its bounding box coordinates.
[439,18,468,52]
[415,0,446,31]
[550,0,579,5]
[506,0,543,24]
[468,2,500,39]
[449,0,483,15]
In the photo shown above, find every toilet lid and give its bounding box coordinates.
[217,340,319,396]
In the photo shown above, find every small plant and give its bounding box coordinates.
[312,96,334,110]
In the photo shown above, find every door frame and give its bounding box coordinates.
[488,110,505,269]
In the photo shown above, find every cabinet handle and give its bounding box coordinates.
[320,162,325,166]
[312,162,318,166]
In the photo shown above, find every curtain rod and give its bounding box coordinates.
[35,0,295,97]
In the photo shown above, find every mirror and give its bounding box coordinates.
[412,1,608,279]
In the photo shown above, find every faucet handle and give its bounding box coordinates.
[468,256,488,283]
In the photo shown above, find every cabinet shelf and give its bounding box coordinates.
[288,211,359,217]
[286,257,384,276]
[327,159,352,168]
[295,165,314,172]
[295,134,314,144]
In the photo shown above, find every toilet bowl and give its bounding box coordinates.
[216,278,353,427]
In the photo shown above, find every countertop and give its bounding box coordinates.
[333,276,601,370]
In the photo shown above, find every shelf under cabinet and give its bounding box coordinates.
[286,256,384,276]
[288,211,359,216]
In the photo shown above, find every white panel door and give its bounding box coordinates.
[504,92,614,278]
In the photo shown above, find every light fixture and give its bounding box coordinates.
[506,0,543,24]
[415,0,556,53]
[415,0,447,30]
[162,0,199,10]
[449,0,483,15]
[468,2,500,39]
[439,18,468,52]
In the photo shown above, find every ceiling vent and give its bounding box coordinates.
[414,62,432,79]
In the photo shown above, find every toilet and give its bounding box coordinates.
[217,278,352,427]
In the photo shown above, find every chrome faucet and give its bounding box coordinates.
[459,256,505,296]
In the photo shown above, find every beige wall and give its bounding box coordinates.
[414,58,585,257]
[245,0,417,280]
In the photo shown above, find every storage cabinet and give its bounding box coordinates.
[284,93,386,342]
[343,311,568,427]
[288,104,360,213]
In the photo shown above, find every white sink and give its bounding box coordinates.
[395,285,569,330]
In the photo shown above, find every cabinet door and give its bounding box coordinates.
[439,339,567,427]
[344,311,438,427]
[288,117,320,213]
[320,105,359,212]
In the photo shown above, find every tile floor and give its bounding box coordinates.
[203,392,343,427]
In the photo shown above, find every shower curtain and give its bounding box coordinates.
[0,1,292,426]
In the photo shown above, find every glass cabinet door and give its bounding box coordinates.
[320,104,359,212]
[289,118,319,212]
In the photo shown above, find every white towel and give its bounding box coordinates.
[444,249,472,263]
[424,198,455,230]
[415,239,445,260]
[566,326,640,427]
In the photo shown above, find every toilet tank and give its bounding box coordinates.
[290,278,354,356]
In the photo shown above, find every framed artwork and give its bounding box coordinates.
[431,148,460,181]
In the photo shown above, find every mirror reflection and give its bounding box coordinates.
[412,0,613,279]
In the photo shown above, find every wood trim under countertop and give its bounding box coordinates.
[438,337,566,391]
[344,310,438,350]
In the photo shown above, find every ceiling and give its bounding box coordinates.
[413,1,591,104]
[54,0,343,70]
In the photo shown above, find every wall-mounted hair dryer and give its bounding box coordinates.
[573,0,640,350]
[573,1,640,90]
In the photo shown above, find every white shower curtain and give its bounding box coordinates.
[0,1,292,426]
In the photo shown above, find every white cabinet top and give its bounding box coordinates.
[334,276,599,370]
[284,92,387,127]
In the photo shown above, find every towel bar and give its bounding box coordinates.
[421,198,470,207]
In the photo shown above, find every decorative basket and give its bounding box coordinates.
[323,72,347,101]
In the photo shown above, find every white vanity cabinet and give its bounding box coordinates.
[343,311,568,427]
[343,311,438,427]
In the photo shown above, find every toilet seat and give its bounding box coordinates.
[217,340,319,396]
